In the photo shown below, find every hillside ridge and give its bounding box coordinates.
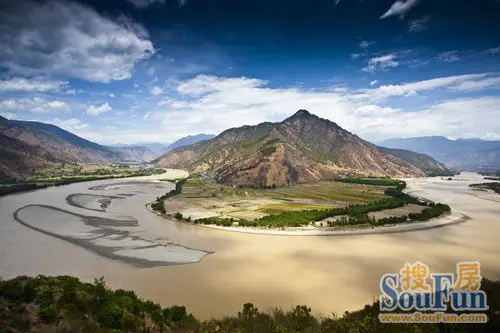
[156,110,450,186]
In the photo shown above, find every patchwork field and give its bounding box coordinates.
[163,177,390,220]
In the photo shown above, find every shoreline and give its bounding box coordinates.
[188,211,469,236]
[0,168,187,198]
[149,204,469,237]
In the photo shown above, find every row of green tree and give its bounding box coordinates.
[331,177,404,187]
[324,202,451,227]
[470,182,500,195]
[150,178,188,214]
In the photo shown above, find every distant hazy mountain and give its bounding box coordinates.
[0,116,157,180]
[116,134,216,155]
[112,142,170,155]
[379,136,500,171]
[156,110,449,187]
[163,134,216,153]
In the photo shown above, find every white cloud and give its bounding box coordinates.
[362,54,399,73]
[150,86,164,95]
[407,16,430,32]
[370,80,379,86]
[486,46,500,55]
[355,73,494,101]
[0,77,68,92]
[359,97,500,140]
[0,97,71,113]
[380,0,420,19]
[176,75,267,96]
[0,1,154,83]
[127,75,500,144]
[354,104,398,116]
[438,51,460,62]
[49,118,89,132]
[64,73,500,145]
[483,132,500,140]
[0,112,16,119]
[87,103,112,116]
[448,76,500,92]
[359,40,375,48]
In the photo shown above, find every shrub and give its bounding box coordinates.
[38,304,59,323]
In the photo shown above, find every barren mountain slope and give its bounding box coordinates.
[156,110,449,186]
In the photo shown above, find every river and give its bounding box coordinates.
[0,171,499,319]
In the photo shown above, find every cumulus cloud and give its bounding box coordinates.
[407,16,430,32]
[0,97,71,113]
[438,51,461,62]
[176,75,267,96]
[0,77,68,92]
[380,0,420,19]
[362,54,399,73]
[87,103,112,116]
[0,1,154,83]
[123,74,500,144]
[78,71,500,144]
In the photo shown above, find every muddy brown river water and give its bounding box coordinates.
[0,171,499,319]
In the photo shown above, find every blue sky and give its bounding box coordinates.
[0,0,499,144]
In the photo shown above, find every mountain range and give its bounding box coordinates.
[155,110,449,187]
[115,134,216,155]
[0,116,158,181]
[379,136,500,171]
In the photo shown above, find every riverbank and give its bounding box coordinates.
[0,167,185,197]
[191,211,468,236]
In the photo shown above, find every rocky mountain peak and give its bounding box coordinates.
[156,110,450,186]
